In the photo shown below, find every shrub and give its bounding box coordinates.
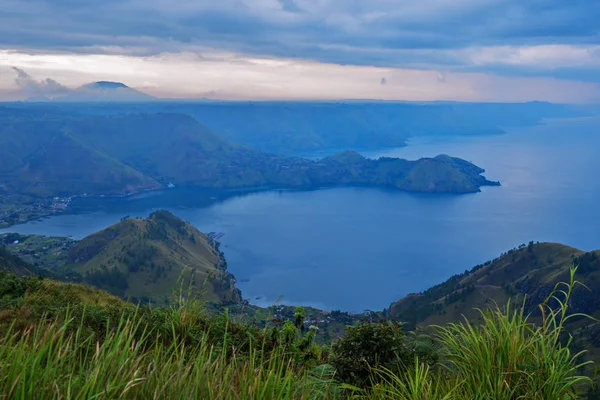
[329,320,437,387]
[0,270,26,302]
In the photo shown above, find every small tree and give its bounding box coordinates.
[330,320,437,387]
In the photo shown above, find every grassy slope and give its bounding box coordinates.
[387,242,595,327]
[0,118,160,196]
[386,242,600,393]
[66,210,240,304]
[0,258,593,399]
[19,133,160,196]
[0,274,339,400]
[0,246,46,277]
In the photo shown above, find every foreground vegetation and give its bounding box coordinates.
[0,265,594,399]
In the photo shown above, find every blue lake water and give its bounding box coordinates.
[2,117,600,311]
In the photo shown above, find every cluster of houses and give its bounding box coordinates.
[270,305,342,326]
[0,196,72,226]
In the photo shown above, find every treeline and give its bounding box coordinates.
[84,265,128,295]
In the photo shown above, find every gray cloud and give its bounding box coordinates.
[12,67,70,99]
[278,0,302,13]
[1,0,599,81]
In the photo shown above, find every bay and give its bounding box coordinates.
[2,117,600,311]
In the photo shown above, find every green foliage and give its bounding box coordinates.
[0,270,25,305]
[0,310,330,399]
[84,265,129,295]
[435,266,592,399]
[364,361,457,400]
[329,320,437,388]
[0,270,335,399]
[0,263,595,399]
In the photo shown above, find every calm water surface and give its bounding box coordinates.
[2,118,600,311]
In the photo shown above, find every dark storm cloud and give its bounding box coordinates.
[1,0,599,79]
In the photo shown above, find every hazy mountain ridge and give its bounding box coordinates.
[0,109,498,202]
[25,81,155,102]
[175,101,582,154]
[6,100,587,155]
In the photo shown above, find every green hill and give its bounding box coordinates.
[316,151,497,193]
[64,210,241,305]
[0,116,160,196]
[387,242,600,328]
[385,242,600,397]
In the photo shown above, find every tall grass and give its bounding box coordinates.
[0,267,594,399]
[0,310,332,399]
[366,361,457,400]
[434,265,592,399]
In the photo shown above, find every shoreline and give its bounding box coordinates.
[0,175,500,231]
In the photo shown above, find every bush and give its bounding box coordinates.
[329,320,437,387]
[0,270,26,307]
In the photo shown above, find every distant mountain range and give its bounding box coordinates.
[27,81,154,102]
[0,107,499,202]
[17,86,592,154]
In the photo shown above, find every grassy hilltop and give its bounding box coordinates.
[2,211,240,305]
[65,210,241,304]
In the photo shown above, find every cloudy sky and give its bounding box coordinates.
[1,0,599,102]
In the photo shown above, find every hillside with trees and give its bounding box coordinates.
[0,107,501,227]
[62,210,241,304]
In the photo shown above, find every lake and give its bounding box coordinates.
[2,117,600,312]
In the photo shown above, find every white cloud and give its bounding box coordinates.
[1,49,598,103]
[465,45,600,69]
